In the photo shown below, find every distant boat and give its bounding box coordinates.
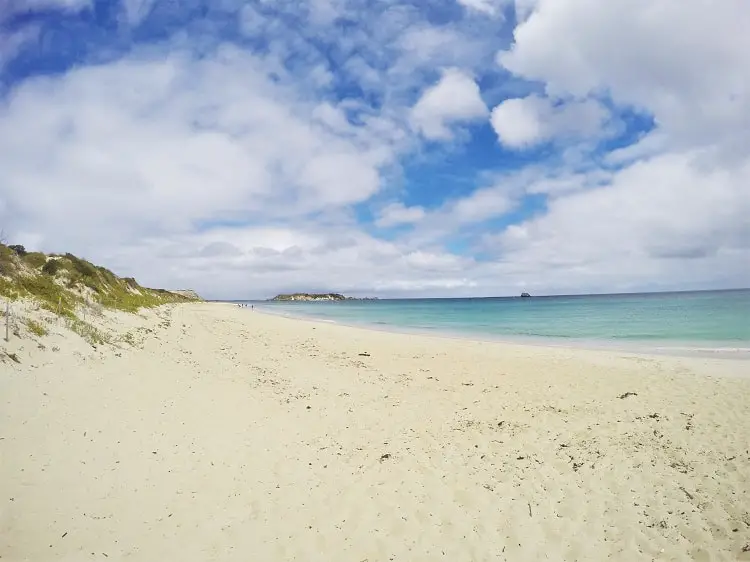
[520,292,531,298]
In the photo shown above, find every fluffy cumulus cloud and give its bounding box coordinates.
[491,95,608,148]
[376,203,426,228]
[410,68,488,140]
[480,0,750,293]
[0,0,748,298]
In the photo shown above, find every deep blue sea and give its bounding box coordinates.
[242,290,750,355]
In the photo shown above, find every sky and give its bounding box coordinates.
[0,0,748,299]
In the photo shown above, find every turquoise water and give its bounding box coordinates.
[247,290,750,353]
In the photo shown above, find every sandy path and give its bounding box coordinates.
[1,303,749,561]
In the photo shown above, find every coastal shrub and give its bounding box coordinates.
[65,253,98,279]
[0,245,16,276]
[25,318,48,337]
[18,275,77,318]
[8,245,27,257]
[0,277,21,300]
[98,286,187,313]
[67,272,103,293]
[23,252,47,269]
[0,244,196,319]
[42,259,62,276]
[67,317,110,346]
[96,266,118,285]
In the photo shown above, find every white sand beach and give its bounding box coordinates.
[1,302,749,561]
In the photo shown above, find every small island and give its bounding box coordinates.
[269,293,377,302]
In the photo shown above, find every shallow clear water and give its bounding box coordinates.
[243,290,750,353]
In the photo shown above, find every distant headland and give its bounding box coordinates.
[269,293,377,302]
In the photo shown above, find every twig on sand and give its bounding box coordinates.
[528,502,532,517]
[618,392,638,399]
[679,486,695,500]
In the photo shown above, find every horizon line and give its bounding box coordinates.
[210,287,750,303]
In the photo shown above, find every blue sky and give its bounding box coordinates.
[0,0,748,299]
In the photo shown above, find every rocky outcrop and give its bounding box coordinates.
[269,293,376,302]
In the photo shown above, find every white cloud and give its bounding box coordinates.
[512,0,538,22]
[483,151,750,288]
[456,0,508,17]
[0,45,397,251]
[120,0,157,26]
[1,0,748,299]
[376,203,426,228]
[411,68,488,140]
[449,184,518,223]
[497,0,750,153]
[467,0,750,294]
[490,94,609,148]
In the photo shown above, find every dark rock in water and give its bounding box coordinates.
[520,292,531,298]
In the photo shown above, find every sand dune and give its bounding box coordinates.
[1,303,749,561]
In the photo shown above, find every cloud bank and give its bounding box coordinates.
[0,0,747,298]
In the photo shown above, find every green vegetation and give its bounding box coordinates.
[0,243,200,332]
[0,245,16,277]
[17,273,78,318]
[42,259,62,275]
[23,252,47,269]
[269,293,376,301]
[119,330,138,347]
[67,317,110,346]
[25,318,48,337]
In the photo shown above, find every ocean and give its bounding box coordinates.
[245,290,750,356]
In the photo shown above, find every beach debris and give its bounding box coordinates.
[742,544,750,553]
[306,405,311,410]
[528,502,532,517]
[6,352,20,363]
[670,460,690,474]
[648,413,660,419]
[379,453,391,462]
[679,486,695,500]
[358,352,370,357]
[618,392,637,399]
[462,382,474,386]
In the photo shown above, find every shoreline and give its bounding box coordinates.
[250,303,750,362]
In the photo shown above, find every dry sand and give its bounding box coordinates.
[1,302,749,561]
